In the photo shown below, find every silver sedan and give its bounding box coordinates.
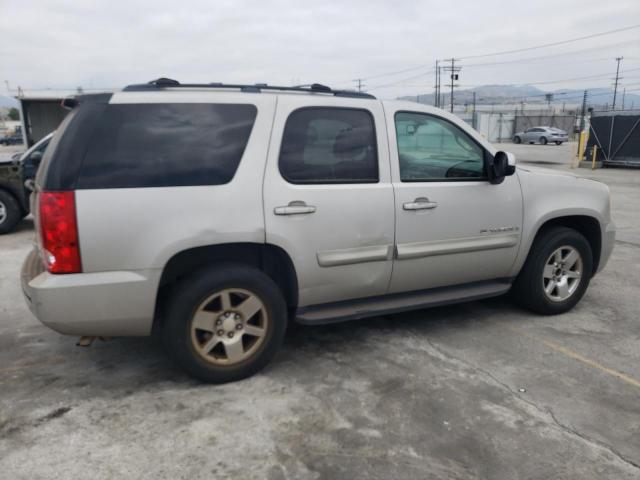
[513,126,568,145]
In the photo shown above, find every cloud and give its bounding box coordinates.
[0,0,638,98]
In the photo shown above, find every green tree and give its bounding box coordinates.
[8,107,19,121]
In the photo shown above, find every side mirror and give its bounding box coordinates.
[30,151,43,166]
[488,151,516,185]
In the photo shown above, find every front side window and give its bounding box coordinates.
[77,103,257,189]
[279,107,378,184]
[395,112,486,182]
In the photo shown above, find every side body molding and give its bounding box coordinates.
[396,234,520,260]
[317,245,394,267]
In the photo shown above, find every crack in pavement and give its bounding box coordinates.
[418,335,640,473]
[615,239,640,249]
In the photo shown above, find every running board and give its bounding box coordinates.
[295,280,512,325]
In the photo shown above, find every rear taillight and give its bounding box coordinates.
[39,191,82,274]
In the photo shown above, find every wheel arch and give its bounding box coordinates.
[153,242,299,332]
[530,215,602,275]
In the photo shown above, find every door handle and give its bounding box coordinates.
[403,197,438,211]
[274,201,316,215]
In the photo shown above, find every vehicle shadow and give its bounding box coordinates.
[12,216,34,234]
[12,296,519,390]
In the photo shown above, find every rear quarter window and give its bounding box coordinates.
[76,103,257,189]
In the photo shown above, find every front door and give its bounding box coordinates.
[264,96,395,307]
[386,107,523,294]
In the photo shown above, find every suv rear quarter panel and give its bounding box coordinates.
[76,92,276,273]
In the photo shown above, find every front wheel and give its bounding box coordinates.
[540,136,548,145]
[162,264,288,383]
[513,136,521,144]
[512,227,593,315]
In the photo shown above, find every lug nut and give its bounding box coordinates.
[217,330,224,336]
[216,319,222,326]
[234,314,240,320]
[236,324,243,330]
[227,332,234,338]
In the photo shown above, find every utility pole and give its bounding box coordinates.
[443,58,461,113]
[612,56,623,111]
[352,78,365,93]
[472,91,477,129]
[580,90,588,131]
[621,88,626,110]
[434,60,439,107]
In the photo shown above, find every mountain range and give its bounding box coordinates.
[403,85,640,109]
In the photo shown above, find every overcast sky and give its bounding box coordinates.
[1,0,639,99]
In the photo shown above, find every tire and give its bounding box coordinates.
[512,226,593,315]
[162,263,288,383]
[540,136,548,145]
[514,136,521,144]
[555,141,562,145]
[0,190,21,234]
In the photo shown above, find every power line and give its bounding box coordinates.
[519,67,640,86]
[461,39,640,69]
[457,24,640,60]
[337,26,639,87]
[367,69,434,90]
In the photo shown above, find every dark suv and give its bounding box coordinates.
[0,133,52,233]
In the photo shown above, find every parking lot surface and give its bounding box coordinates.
[1,142,639,479]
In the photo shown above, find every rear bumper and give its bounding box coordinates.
[21,248,160,336]
[597,221,616,273]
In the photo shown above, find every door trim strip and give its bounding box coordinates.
[396,233,519,260]
[317,244,394,267]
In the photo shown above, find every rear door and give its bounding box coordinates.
[263,96,395,307]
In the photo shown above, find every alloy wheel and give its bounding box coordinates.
[190,288,269,365]
[542,246,583,302]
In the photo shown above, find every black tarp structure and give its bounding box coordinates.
[586,110,640,167]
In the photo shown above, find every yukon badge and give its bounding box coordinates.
[480,226,520,234]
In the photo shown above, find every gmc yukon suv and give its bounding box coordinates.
[21,79,615,383]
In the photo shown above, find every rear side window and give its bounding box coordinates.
[76,103,257,189]
[279,107,378,184]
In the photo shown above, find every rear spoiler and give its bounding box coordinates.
[61,93,113,110]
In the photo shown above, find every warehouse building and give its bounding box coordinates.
[13,88,114,147]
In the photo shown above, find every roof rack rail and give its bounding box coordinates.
[123,78,376,99]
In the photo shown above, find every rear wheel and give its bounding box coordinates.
[513,136,521,144]
[555,141,562,145]
[540,136,548,145]
[512,227,592,315]
[0,190,21,234]
[162,264,287,383]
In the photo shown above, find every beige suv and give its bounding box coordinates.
[22,78,615,383]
